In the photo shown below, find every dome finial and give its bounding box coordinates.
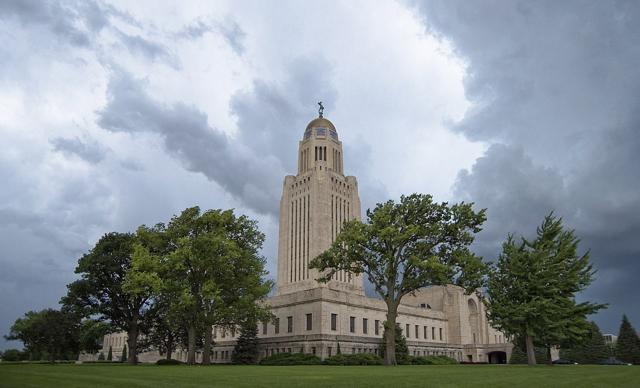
[317,101,324,118]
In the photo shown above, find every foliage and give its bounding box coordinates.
[486,213,606,365]
[259,353,323,365]
[560,321,610,364]
[324,353,383,365]
[79,320,111,355]
[5,309,80,362]
[156,358,183,365]
[616,315,640,364]
[310,194,487,365]
[232,320,260,364]
[127,207,273,365]
[405,355,458,365]
[379,323,408,362]
[508,339,550,364]
[61,232,153,364]
[1,349,26,361]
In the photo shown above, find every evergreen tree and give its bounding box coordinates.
[98,352,105,361]
[616,315,640,364]
[560,321,609,363]
[509,344,549,364]
[121,344,128,362]
[380,323,408,363]
[107,346,112,361]
[232,321,260,364]
[486,213,606,365]
[336,342,341,355]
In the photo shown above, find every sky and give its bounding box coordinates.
[1,0,638,349]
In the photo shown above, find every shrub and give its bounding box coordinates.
[259,353,322,365]
[406,355,458,365]
[156,358,183,365]
[324,353,383,365]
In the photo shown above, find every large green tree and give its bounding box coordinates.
[127,207,272,365]
[61,232,154,364]
[616,314,640,364]
[486,213,605,365]
[560,321,609,363]
[232,318,260,364]
[310,194,487,365]
[78,319,111,356]
[5,309,80,362]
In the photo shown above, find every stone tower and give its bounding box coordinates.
[276,112,364,296]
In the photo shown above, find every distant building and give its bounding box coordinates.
[95,112,512,364]
[603,333,618,345]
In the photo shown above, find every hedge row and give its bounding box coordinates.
[257,352,457,366]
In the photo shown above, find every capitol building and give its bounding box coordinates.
[101,112,512,364]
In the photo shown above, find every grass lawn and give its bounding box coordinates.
[0,363,638,388]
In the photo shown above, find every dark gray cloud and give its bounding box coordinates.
[412,0,640,332]
[50,136,108,164]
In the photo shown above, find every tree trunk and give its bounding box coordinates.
[384,301,398,366]
[187,324,197,365]
[525,334,537,366]
[202,326,212,365]
[166,335,174,360]
[127,323,138,365]
[547,346,553,365]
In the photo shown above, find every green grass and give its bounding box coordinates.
[0,363,638,388]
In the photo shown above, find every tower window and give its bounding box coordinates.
[350,316,355,333]
[306,313,312,331]
[275,318,280,334]
[287,316,293,333]
[331,313,337,331]
[363,318,368,334]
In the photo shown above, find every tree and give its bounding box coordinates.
[232,319,260,364]
[379,323,408,363]
[1,349,24,362]
[79,320,111,355]
[310,194,487,365]
[486,213,606,365]
[616,314,640,364]
[560,321,609,363]
[61,232,155,364]
[107,346,112,361]
[121,344,128,362]
[5,309,80,362]
[137,298,182,360]
[127,207,273,365]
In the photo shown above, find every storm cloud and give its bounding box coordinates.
[412,0,640,331]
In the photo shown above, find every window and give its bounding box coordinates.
[350,316,356,333]
[375,320,380,336]
[287,316,293,333]
[311,347,316,355]
[415,325,419,338]
[221,329,226,338]
[406,324,410,338]
[275,318,280,334]
[432,327,435,340]
[328,347,333,357]
[439,328,443,341]
[262,322,267,335]
[424,326,427,339]
[331,314,337,331]
[363,318,368,334]
[306,313,312,331]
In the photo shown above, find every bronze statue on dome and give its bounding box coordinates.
[318,101,324,118]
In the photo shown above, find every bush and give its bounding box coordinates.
[324,353,383,365]
[404,355,458,365]
[156,358,183,365]
[259,353,322,365]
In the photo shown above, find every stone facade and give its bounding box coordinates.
[97,114,512,364]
